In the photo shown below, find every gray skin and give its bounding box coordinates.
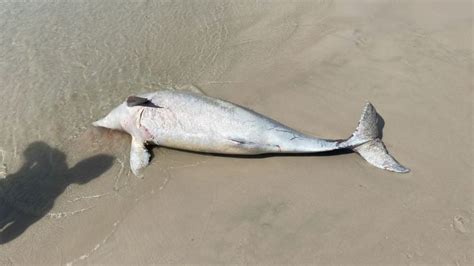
[93,86,409,177]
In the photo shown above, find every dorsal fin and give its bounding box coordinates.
[126,96,162,108]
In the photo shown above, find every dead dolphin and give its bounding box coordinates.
[93,86,409,176]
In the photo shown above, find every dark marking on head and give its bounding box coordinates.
[126,96,163,108]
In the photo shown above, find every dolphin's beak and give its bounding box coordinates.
[92,118,109,128]
[92,119,103,127]
[91,114,123,130]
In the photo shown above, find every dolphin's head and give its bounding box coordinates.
[92,102,129,131]
[93,92,160,132]
[92,94,158,131]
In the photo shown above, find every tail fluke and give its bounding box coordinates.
[340,102,409,173]
[353,138,409,173]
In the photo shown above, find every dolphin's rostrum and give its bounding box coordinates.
[93,86,409,177]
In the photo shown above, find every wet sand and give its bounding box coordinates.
[0,0,472,264]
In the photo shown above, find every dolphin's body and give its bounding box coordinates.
[93,86,409,176]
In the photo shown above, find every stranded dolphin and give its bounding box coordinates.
[93,86,409,176]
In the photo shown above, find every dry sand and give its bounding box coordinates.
[0,0,472,264]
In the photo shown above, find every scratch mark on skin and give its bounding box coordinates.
[229,138,255,145]
[267,126,294,134]
[266,126,278,131]
[229,138,283,152]
[66,220,121,266]
[267,127,302,141]
[275,128,295,134]
[276,144,281,152]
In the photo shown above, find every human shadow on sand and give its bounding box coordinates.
[0,141,114,244]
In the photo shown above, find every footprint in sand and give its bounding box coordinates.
[452,215,470,234]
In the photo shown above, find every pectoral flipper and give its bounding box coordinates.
[130,137,151,177]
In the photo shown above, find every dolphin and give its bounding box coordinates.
[93,86,409,177]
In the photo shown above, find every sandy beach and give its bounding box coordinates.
[0,0,472,264]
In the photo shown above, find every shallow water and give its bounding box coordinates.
[0,0,472,264]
